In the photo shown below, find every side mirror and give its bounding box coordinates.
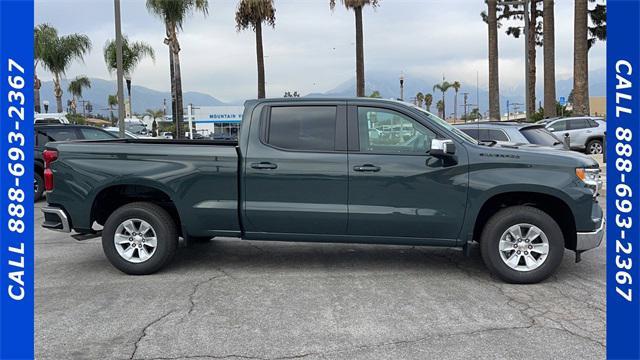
[430,139,456,156]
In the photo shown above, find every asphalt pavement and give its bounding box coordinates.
[35,198,606,360]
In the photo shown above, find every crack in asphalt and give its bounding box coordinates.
[130,310,177,360]
[186,275,226,316]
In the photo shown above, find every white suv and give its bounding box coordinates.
[541,117,606,154]
[34,113,70,125]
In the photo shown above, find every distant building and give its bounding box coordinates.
[589,96,606,117]
[191,106,244,139]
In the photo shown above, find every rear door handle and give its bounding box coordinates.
[251,162,278,170]
[353,164,381,172]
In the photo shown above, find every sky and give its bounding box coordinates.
[35,0,607,103]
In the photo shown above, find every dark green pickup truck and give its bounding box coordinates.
[42,98,604,283]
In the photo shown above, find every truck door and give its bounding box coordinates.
[243,103,349,235]
[347,105,468,241]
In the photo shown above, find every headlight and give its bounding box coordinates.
[576,168,602,197]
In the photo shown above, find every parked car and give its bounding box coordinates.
[455,122,565,149]
[104,127,139,139]
[34,112,70,125]
[161,132,174,139]
[538,117,606,154]
[41,98,603,284]
[34,124,117,201]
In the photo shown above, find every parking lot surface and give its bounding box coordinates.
[35,199,606,360]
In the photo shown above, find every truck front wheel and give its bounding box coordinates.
[480,206,564,284]
[102,202,178,275]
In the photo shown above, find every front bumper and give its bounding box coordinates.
[575,216,605,251]
[42,206,71,233]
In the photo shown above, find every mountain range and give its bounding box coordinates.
[37,69,605,117]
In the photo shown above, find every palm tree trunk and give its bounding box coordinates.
[34,74,42,113]
[487,0,500,120]
[168,44,177,136]
[54,73,63,113]
[256,21,266,99]
[526,0,537,118]
[126,78,133,117]
[454,90,458,120]
[543,0,557,118]
[442,91,446,119]
[354,6,365,97]
[573,0,589,115]
[173,48,184,139]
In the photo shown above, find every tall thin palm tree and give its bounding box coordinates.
[330,0,379,97]
[484,0,500,120]
[424,93,433,112]
[235,0,276,99]
[67,76,91,114]
[104,36,155,116]
[108,94,118,125]
[415,92,424,108]
[436,100,445,118]
[38,27,91,113]
[433,80,452,119]
[573,0,588,115]
[451,81,461,120]
[146,0,209,139]
[543,0,556,118]
[34,24,57,113]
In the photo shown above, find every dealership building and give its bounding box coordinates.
[190,106,243,138]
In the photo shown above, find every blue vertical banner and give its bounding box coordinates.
[0,0,35,359]
[607,0,640,359]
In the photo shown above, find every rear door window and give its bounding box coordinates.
[460,128,479,140]
[567,119,590,130]
[266,106,337,151]
[79,128,118,140]
[488,129,509,141]
[37,128,79,143]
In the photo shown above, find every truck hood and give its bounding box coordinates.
[473,141,598,168]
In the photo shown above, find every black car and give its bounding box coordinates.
[34,125,117,201]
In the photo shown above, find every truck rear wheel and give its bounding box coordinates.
[102,202,178,275]
[480,206,564,284]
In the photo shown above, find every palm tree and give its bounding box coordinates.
[34,24,57,113]
[146,0,209,139]
[542,0,557,118]
[145,108,165,137]
[451,81,461,120]
[424,93,433,112]
[67,76,91,114]
[573,0,588,115]
[104,36,155,116]
[108,94,118,125]
[369,90,382,98]
[330,0,380,97]
[415,92,424,108]
[433,80,452,119]
[436,100,445,118]
[485,0,501,120]
[235,0,276,99]
[38,27,91,113]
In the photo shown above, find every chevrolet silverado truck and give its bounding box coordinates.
[41,98,604,283]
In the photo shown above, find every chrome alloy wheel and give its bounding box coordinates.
[589,142,603,154]
[114,219,158,263]
[498,223,550,272]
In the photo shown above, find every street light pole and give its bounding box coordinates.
[114,0,126,138]
[399,72,405,101]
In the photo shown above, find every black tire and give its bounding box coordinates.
[34,172,44,202]
[102,202,178,275]
[586,139,603,155]
[480,206,564,284]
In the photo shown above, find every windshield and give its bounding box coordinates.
[411,105,477,144]
[521,127,562,146]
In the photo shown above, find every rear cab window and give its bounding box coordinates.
[266,106,337,151]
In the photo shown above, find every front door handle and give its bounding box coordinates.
[251,162,278,170]
[353,164,381,172]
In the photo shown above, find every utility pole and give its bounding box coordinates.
[114,0,126,138]
[399,72,405,101]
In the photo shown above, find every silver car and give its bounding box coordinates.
[455,122,565,149]
[539,117,606,154]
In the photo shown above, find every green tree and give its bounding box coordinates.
[146,0,209,139]
[104,36,155,116]
[330,0,380,97]
[433,80,452,119]
[235,0,276,99]
[424,93,433,112]
[451,81,461,120]
[369,90,382,98]
[34,24,57,113]
[38,26,92,113]
[436,99,445,118]
[67,76,91,114]
[108,94,118,125]
[415,92,424,108]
